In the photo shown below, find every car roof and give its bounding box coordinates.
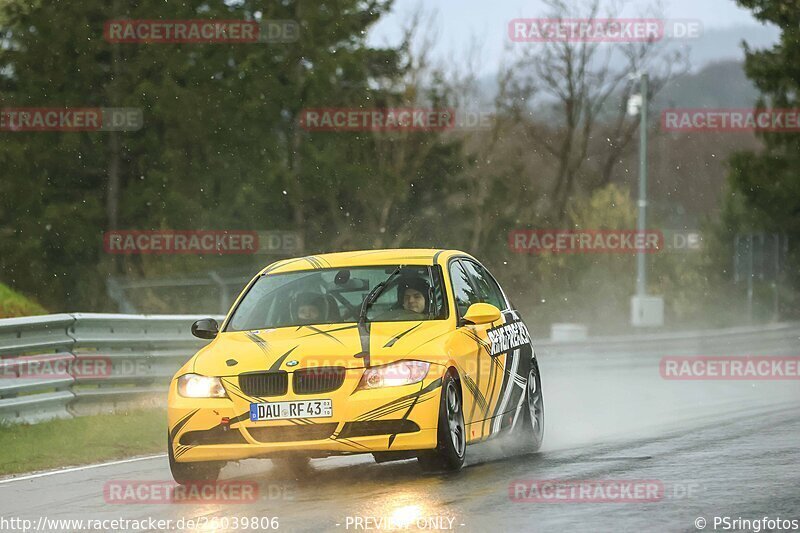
[259,248,474,275]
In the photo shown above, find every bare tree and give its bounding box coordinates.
[498,0,688,223]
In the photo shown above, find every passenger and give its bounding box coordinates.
[292,292,326,324]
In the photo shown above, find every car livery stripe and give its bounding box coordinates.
[356,395,432,422]
[509,382,528,432]
[355,321,371,367]
[461,329,492,354]
[221,378,259,403]
[387,380,426,448]
[355,378,442,422]
[264,257,308,273]
[460,371,487,415]
[491,348,519,435]
[304,256,323,269]
[269,345,299,371]
[482,353,503,435]
[169,409,200,444]
[245,331,272,360]
[299,325,346,345]
[300,324,358,337]
[383,322,422,348]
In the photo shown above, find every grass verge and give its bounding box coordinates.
[0,409,166,476]
[0,282,47,318]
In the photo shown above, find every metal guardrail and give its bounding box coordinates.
[0,314,221,424]
[1,314,798,424]
[537,321,800,360]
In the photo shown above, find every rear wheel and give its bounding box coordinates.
[418,371,466,472]
[505,359,544,453]
[168,434,224,485]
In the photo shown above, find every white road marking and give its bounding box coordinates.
[0,454,167,485]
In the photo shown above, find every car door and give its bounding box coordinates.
[461,259,532,438]
[447,258,501,441]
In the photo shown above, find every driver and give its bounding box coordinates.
[292,292,326,324]
[398,277,430,316]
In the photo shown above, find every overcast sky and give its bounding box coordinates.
[368,0,773,76]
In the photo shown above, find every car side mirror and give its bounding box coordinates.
[462,303,502,326]
[191,318,219,340]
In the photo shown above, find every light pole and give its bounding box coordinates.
[636,73,648,297]
[628,73,663,327]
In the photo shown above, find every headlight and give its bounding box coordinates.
[356,360,430,390]
[177,374,227,398]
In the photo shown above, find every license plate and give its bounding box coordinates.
[249,400,332,421]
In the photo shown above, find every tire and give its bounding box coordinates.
[418,370,466,472]
[168,433,224,485]
[505,358,544,453]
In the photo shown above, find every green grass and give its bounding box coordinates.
[0,282,47,318]
[0,409,166,475]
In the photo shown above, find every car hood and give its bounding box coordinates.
[191,320,452,376]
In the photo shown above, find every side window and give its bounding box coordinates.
[449,260,480,317]
[430,265,449,319]
[482,268,509,311]
[462,261,507,310]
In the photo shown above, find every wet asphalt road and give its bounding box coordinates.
[2,347,799,532]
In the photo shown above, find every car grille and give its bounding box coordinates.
[338,419,420,438]
[179,427,248,446]
[239,371,288,397]
[292,367,346,394]
[247,423,338,443]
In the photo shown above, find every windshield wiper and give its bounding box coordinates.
[358,265,403,325]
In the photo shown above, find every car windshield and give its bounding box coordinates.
[225,265,447,331]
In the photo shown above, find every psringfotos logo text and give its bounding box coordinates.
[0,108,142,132]
[509,479,665,503]
[104,19,299,43]
[662,108,800,132]
[509,230,664,254]
[104,230,259,255]
[660,356,800,380]
[508,18,702,43]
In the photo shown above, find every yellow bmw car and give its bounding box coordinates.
[167,249,543,483]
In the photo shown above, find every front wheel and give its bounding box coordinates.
[168,434,224,485]
[418,371,466,472]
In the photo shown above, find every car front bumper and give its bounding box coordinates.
[168,368,444,463]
